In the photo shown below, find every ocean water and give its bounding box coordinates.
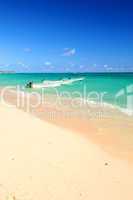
[0,73,133,115]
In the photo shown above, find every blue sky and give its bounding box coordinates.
[0,0,133,72]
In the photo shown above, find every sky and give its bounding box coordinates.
[0,0,133,72]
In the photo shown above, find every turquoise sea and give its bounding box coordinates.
[0,73,133,115]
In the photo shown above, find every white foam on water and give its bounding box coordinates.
[118,108,133,116]
[32,77,84,88]
[80,98,133,117]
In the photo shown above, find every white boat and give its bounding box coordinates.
[26,77,84,89]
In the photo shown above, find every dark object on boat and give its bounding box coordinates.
[26,81,33,88]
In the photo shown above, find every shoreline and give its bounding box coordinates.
[0,87,133,163]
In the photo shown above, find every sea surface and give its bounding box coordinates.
[0,73,133,115]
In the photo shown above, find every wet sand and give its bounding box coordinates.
[0,87,133,163]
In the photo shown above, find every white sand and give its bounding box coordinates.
[0,104,133,200]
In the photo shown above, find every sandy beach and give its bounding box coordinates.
[0,103,133,200]
[1,88,133,163]
[0,0,133,198]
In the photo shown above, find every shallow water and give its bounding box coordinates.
[0,73,133,115]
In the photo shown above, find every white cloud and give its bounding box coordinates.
[44,61,52,66]
[107,67,113,71]
[0,64,10,67]
[104,64,113,71]
[79,65,84,69]
[17,61,25,67]
[69,62,75,67]
[104,64,108,68]
[62,48,76,56]
[93,64,97,67]
[16,61,30,70]
[24,48,32,53]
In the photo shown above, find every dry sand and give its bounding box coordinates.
[0,103,133,200]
